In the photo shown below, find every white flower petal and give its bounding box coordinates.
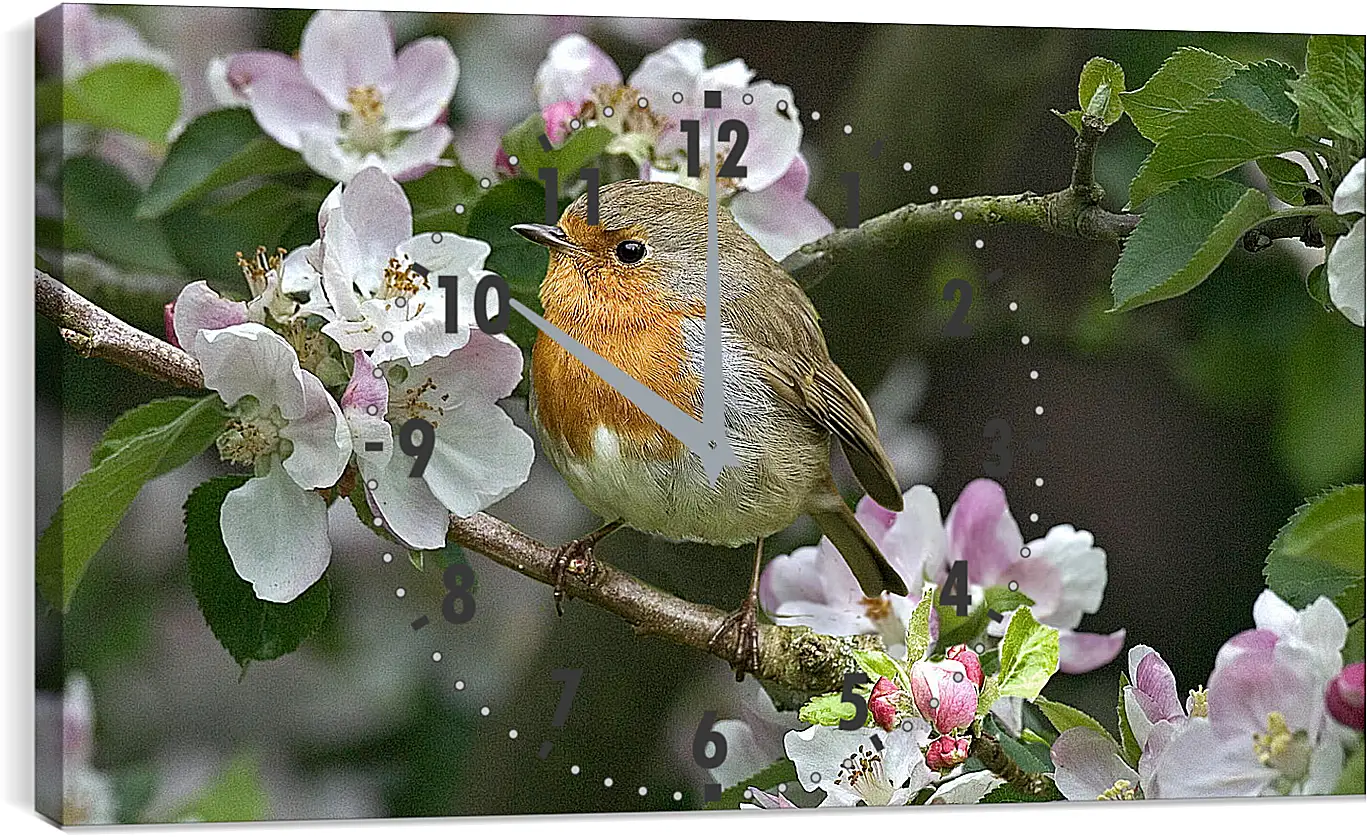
[729,155,833,260]
[1332,158,1365,216]
[383,123,454,182]
[298,9,396,112]
[1027,524,1107,628]
[1327,219,1364,326]
[1050,726,1138,800]
[420,399,534,516]
[299,129,362,182]
[927,770,1005,804]
[193,323,307,417]
[221,466,331,603]
[228,51,338,150]
[364,433,452,550]
[386,37,459,132]
[534,34,622,109]
[172,280,248,347]
[279,370,350,489]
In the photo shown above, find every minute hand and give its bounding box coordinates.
[701,114,740,483]
[508,299,739,481]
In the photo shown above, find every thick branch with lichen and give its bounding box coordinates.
[34,270,876,697]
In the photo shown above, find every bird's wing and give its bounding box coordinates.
[729,272,904,511]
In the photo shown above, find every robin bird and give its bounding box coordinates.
[513,179,907,677]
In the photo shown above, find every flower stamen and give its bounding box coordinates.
[834,744,894,806]
[1097,779,1139,800]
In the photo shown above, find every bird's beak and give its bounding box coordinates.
[512,223,574,250]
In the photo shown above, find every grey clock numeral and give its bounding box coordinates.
[399,417,434,477]
[942,278,974,337]
[681,119,749,179]
[538,167,600,226]
[439,273,510,335]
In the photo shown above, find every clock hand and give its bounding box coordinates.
[506,298,738,481]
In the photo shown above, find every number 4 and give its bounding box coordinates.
[941,559,971,616]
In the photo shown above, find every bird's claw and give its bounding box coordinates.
[709,597,762,681]
[550,538,597,616]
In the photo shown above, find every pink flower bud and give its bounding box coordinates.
[163,300,179,349]
[541,100,581,146]
[869,676,901,731]
[910,659,979,733]
[925,735,971,771]
[945,644,984,688]
[494,146,516,178]
[1326,662,1365,730]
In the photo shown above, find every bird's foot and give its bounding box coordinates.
[549,538,598,616]
[709,596,762,681]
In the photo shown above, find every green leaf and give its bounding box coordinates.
[1128,98,1307,208]
[1264,485,1365,621]
[1052,109,1084,133]
[703,759,799,811]
[904,583,935,663]
[1257,155,1312,206]
[986,584,1035,614]
[985,715,1056,774]
[166,753,269,822]
[1033,697,1116,746]
[500,113,614,189]
[90,396,212,467]
[63,156,182,275]
[1305,262,1333,310]
[1288,35,1366,149]
[64,61,180,143]
[980,784,1058,804]
[1334,741,1365,795]
[851,648,903,684]
[138,109,306,218]
[1110,178,1272,312]
[1120,47,1241,142]
[37,395,227,610]
[185,475,331,666]
[405,157,481,236]
[1117,672,1142,768]
[798,692,857,727]
[977,674,1000,716]
[465,179,551,349]
[1078,57,1125,125]
[995,608,1060,702]
[1211,61,1299,127]
[1344,619,1364,663]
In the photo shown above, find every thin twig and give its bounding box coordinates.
[34,270,878,696]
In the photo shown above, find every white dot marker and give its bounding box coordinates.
[432,652,442,662]
[975,239,985,249]
[930,185,940,195]
[1030,370,1039,379]
[570,118,582,129]
[479,178,491,188]
[778,783,788,793]
[395,588,405,598]
[638,786,648,796]
[811,110,821,120]
[571,765,581,775]
[1008,301,1018,311]
[604,778,614,788]
[508,155,519,166]
[1021,335,1031,345]
[373,517,384,527]
[843,124,852,134]
[603,106,615,117]
[367,479,378,490]
[480,706,490,716]
[902,161,912,171]
[1009,580,1020,591]
[509,729,518,739]
[382,552,393,563]
[673,791,683,801]
[1035,405,1044,415]
[455,680,465,690]
[1035,477,1045,487]
[1029,513,1039,523]
[954,211,963,220]
[455,204,465,214]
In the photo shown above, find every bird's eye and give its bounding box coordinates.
[614,240,647,264]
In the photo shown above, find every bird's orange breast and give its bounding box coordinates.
[531,242,704,461]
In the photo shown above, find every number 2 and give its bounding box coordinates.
[943,279,973,337]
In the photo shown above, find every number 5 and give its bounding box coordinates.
[837,672,870,730]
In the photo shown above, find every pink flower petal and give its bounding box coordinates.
[385,37,459,132]
[228,51,337,150]
[172,281,248,348]
[534,34,622,109]
[1129,647,1185,721]
[945,478,1023,585]
[298,9,396,112]
[729,155,833,260]
[1057,629,1126,674]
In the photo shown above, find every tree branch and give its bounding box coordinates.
[34,270,878,697]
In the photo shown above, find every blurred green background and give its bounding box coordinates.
[35,7,1363,819]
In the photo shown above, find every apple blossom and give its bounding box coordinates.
[784,719,933,807]
[925,735,972,771]
[192,323,350,602]
[1325,662,1364,730]
[868,677,902,732]
[1327,158,1364,326]
[1051,726,1143,800]
[910,659,979,733]
[945,644,984,688]
[223,10,458,182]
[530,35,830,259]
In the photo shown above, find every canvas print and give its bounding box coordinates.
[33,3,1365,823]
